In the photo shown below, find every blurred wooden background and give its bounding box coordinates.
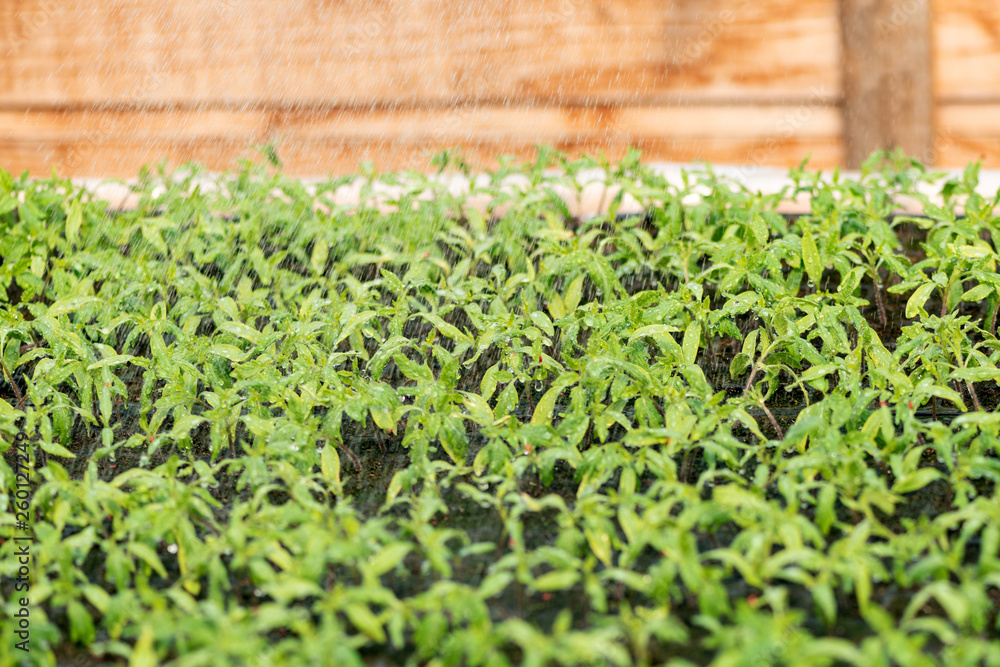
[0,0,997,176]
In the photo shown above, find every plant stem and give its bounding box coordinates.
[743,363,758,395]
[1,362,24,410]
[990,296,999,337]
[874,275,887,329]
[760,402,784,440]
[965,380,982,411]
[680,448,693,484]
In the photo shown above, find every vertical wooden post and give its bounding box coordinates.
[840,0,934,168]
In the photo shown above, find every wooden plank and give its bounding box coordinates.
[933,0,1000,102]
[0,0,840,107]
[840,0,933,167]
[936,104,1000,168]
[0,105,843,177]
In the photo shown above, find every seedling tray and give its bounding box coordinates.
[2,152,1000,666]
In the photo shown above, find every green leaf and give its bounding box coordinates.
[169,414,206,440]
[926,383,965,409]
[141,224,168,255]
[217,320,261,344]
[367,335,410,380]
[261,577,321,602]
[951,366,1000,383]
[564,274,585,313]
[320,445,341,489]
[547,293,566,320]
[816,484,836,535]
[461,392,495,425]
[749,214,769,246]
[529,310,554,337]
[495,382,518,417]
[369,543,411,577]
[126,542,167,578]
[628,324,681,357]
[682,320,700,365]
[480,362,500,401]
[478,572,513,599]
[385,470,405,504]
[531,373,579,426]
[742,329,758,359]
[798,364,840,383]
[40,439,76,459]
[336,310,378,345]
[68,600,96,644]
[0,194,17,216]
[48,296,103,318]
[419,313,472,345]
[129,624,158,667]
[801,228,822,284]
[310,239,329,274]
[838,266,865,296]
[812,581,837,626]
[905,282,936,319]
[345,603,387,643]
[893,468,943,494]
[87,354,137,370]
[206,344,248,362]
[392,353,434,383]
[65,200,83,245]
[584,524,613,568]
[865,328,894,369]
[729,352,752,380]
[961,283,994,302]
[532,570,580,592]
[904,582,971,628]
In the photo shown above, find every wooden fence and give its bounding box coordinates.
[0,0,997,176]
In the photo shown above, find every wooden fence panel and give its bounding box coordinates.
[934,0,1000,102]
[933,0,1000,169]
[2,0,998,174]
[1,0,840,106]
[0,104,843,176]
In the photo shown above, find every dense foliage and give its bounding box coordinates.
[2,150,1000,666]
